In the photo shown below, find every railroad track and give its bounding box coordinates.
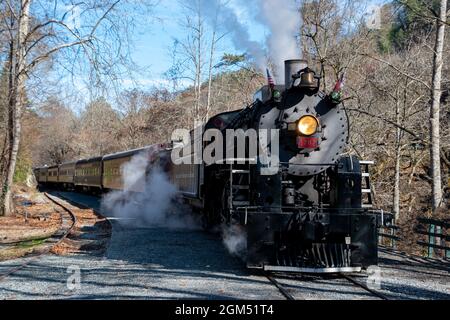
[340,274,389,300]
[0,193,77,282]
[265,274,296,300]
[265,272,390,300]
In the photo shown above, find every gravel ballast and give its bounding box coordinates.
[0,192,448,300]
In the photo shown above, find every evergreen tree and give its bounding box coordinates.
[385,0,444,51]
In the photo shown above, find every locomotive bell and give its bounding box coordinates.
[299,68,316,88]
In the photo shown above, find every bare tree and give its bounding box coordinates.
[77,97,121,157]
[35,97,78,165]
[166,0,207,122]
[0,0,155,216]
[204,1,229,121]
[1,0,31,216]
[300,0,370,89]
[116,90,152,150]
[205,10,218,121]
[429,0,448,213]
[166,0,230,122]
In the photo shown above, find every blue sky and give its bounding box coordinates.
[129,0,268,89]
[46,0,391,108]
[128,0,390,91]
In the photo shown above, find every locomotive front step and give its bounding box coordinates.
[263,266,362,274]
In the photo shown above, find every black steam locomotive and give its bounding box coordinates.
[35,60,389,273]
[174,60,388,273]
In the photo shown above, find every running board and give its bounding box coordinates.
[263,266,362,274]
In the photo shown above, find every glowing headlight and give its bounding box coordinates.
[297,116,319,136]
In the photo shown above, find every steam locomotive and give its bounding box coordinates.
[35,60,389,273]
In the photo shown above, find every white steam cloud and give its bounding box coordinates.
[190,0,267,69]
[222,224,247,259]
[191,0,301,82]
[101,153,200,229]
[255,0,301,81]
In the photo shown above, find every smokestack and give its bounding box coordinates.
[285,59,308,89]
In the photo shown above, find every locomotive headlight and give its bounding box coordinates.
[297,116,319,136]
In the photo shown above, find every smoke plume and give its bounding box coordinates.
[189,0,267,70]
[191,0,301,82]
[101,153,200,229]
[254,0,301,81]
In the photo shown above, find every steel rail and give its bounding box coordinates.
[0,193,77,282]
[340,273,389,300]
[266,274,296,300]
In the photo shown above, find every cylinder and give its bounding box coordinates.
[285,59,308,89]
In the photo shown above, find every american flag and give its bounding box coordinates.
[266,68,275,89]
[333,74,345,92]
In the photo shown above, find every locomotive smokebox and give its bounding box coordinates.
[285,59,308,89]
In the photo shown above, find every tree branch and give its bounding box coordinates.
[361,53,431,90]
[25,39,92,72]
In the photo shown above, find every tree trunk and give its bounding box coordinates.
[195,5,202,122]
[1,0,31,216]
[429,0,447,214]
[0,12,15,216]
[205,29,216,121]
[393,99,401,220]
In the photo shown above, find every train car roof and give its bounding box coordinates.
[59,161,77,167]
[102,146,152,161]
[76,156,103,165]
[33,165,49,169]
[48,165,59,170]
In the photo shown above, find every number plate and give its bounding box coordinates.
[298,137,319,149]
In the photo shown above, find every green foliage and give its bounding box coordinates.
[216,54,247,68]
[18,239,46,248]
[13,149,32,184]
[384,0,443,51]
[385,25,407,52]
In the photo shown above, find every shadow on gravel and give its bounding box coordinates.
[380,249,450,271]
[28,192,447,301]
[36,192,268,300]
[381,282,450,300]
[0,258,259,299]
[380,255,450,277]
[55,192,249,275]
